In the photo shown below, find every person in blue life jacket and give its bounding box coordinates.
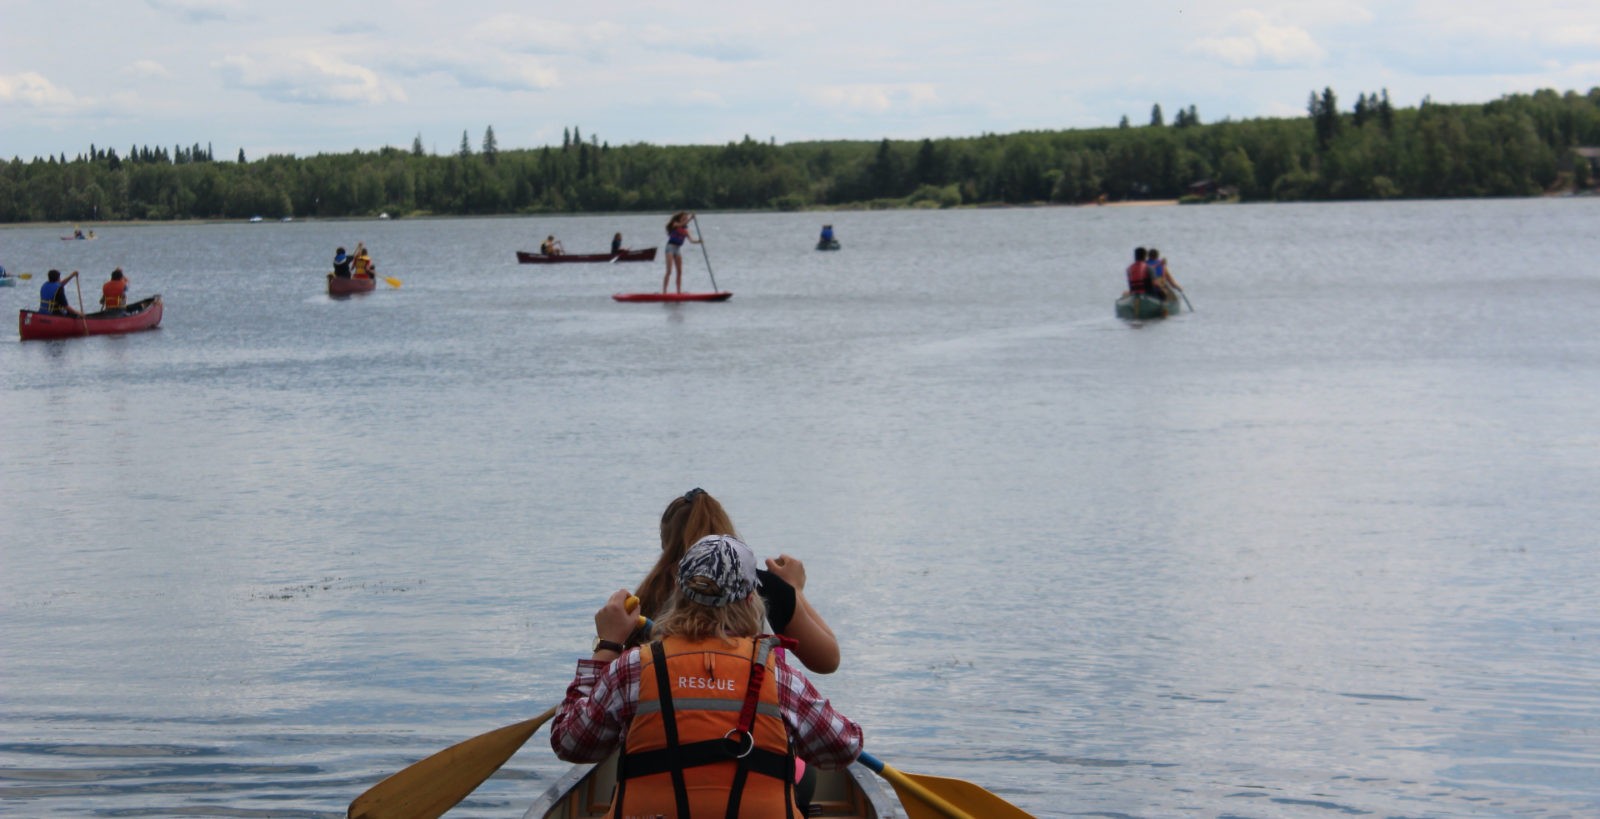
[38,269,82,316]
[820,225,834,242]
[1146,248,1183,297]
[332,247,352,278]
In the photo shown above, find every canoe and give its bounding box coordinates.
[328,274,378,296]
[817,239,842,251]
[522,751,902,819]
[1115,292,1182,319]
[19,295,163,341]
[0,277,15,287]
[613,291,732,303]
[517,248,658,264]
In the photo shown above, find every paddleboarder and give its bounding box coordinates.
[662,211,699,293]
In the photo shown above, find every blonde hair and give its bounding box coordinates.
[651,585,766,645]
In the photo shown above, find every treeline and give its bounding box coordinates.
[2,87,1598,223]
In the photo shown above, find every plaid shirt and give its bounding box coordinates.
[550,643,863,769]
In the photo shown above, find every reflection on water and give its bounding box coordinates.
[3,199,1599,816]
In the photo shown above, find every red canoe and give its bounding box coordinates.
[328,274,378,295]
[19,296,163,341]
[612,292,733,303]
[517,248,658,264]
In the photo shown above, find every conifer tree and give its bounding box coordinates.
[482,126,498,164]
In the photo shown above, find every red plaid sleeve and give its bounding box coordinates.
[549,651,641,763]
[774,649,863,768]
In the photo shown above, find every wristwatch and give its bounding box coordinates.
[592,637,625,654]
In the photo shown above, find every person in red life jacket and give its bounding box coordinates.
[1125,246,1157,297]
[100,268,129,312]
[38,269,82,316]
[551,534,864,819]
[636,488,840,675]
[662,211,699,293]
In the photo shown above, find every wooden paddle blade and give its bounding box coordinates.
[893,770,1034,819]
[348,706,557,819]
[383,277,402,288]
[859,752,1033,819]
[17,273,32,279]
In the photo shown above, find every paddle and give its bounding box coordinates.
[347,706,557,819]
[72,271,88,331]
[383,276,402,288]
[1176,285,1193,312]
[347,598,650,819]
[856,751,1033,819]
[690,214,719,292]
[16,272,33,280]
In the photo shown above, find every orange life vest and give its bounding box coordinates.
[102,279,127,308]
[616,636,796,819]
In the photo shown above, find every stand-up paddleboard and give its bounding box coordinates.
[613,291,732,303]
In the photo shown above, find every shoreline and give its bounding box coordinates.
[6,192,1595,230]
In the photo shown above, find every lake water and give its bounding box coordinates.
[2,199,1598,818]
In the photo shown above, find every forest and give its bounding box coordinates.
[2,87,1598,224]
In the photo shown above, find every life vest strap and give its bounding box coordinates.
[620,739,792,781]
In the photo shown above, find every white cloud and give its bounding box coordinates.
[0,72,86,111]
[216,50,405,105]
[471,14,622,58]
[391,51,559,93]
[146,0,240,24]
[1189,10,1326,68]
[128,60,172,78]
[807,83,940,114]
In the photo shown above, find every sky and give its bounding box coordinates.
[2,0,1599,162]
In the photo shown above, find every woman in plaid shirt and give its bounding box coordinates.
[551,535,864,817]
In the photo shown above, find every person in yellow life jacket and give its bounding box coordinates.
[351,243,376,278]
[551,534,864,819]
[100,268,128,311]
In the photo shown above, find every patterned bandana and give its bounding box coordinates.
[678,535,758,607]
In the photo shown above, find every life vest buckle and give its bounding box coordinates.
[722,728,755,759]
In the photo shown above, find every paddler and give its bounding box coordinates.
[551,534,864,818]
[38,269,82,316]
[100,268,128,312]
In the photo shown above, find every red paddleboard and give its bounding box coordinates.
[613,292,732,303]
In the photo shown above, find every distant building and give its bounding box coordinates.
[1575,147,1600,179]
[1185,179,1238,202]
